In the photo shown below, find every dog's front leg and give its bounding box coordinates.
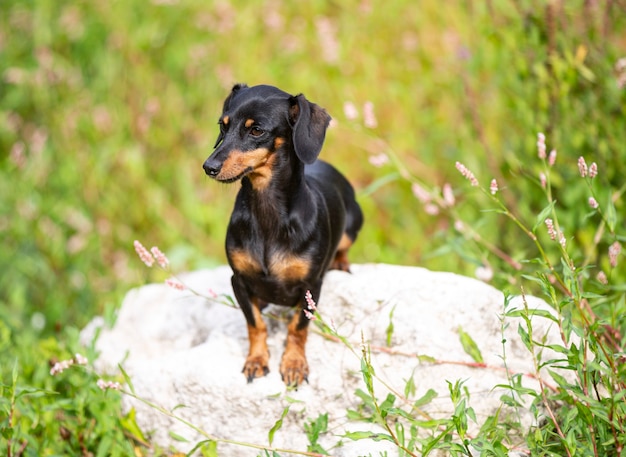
[231,275,270,382]
[280,283,321,387]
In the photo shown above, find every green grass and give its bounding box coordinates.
[2,0,625,455]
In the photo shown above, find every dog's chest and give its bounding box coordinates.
[228,246,311,283]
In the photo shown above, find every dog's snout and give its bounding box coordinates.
[203,159,222,178]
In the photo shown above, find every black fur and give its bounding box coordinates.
[203,84,363,386]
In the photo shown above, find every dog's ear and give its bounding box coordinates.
[223,83,247,111]
[289,94,331,164]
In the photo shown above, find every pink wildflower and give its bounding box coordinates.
[442,183,455,206]
[303,309,316,320]
[424,203,439,215]
[588,197,599,209]
[150,246,169,268]
[589,162,598,178]
[363,101,378,129]
[74,353,89,365]
[548,149,557,166]
[596,271,608,285]
[368,153,389,168]
[411,183,431,203]
[455,162,479,186]
[50,353,88,375]
[578,157,588,177]
[50,359,73,376]
[609,241,622,268]
[314,17,339,64]
[537,133,547,159]
[558,231,566,248]
[134,240,154,267]
[545,218,557,241]
[343,101,359,121]
[165,278,186,291]
[97,379,122,390]
[305,290,317,311]
[475,265,494,282]
[490,179,498,195]
[539,172,547,189]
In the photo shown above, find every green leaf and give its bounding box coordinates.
[11,358,18,390]
[188,440,218,457]
[574,402,594,425]
[458,327,484,364]
[0,320,10,353]
[403,371,416,398]
[360,352,374,393]
[413,388,438,408]
[304,413,328,445]
[576,63,595,82]
[360,172,400,196]
[517,324,532,351]
[169,430,190,442]
[606,194,617,232]
[172,403,188,412]
[385,304,396,347]
[417,354,436,363]
[379,393,396,419]
[268,405,289,446]
[283,395,304,404]
[118,364,135,395]
[343,431,395,442]
[221,294,238,308]
[548,369,572,389]
[95,435,113,457]
[533,201,556,232]
[120,407,147,443]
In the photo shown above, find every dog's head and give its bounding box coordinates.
[203,84,331,187]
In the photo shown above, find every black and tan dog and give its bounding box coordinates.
[203,84,363,386]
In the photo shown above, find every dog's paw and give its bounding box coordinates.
[242,355,270,383]
[279,350,309,388]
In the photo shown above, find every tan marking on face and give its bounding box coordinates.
[222,115,229,125]
[216,148,271,182]
[273,137,285,150]
[229,249,262,275]
[269,253,311,282]
[245,118,255,128]
[248,151,277,190]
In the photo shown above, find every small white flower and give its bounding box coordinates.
[475,266,494,282]
[490,179,498,195]
[97,379,122,390]
[75,353,88,365]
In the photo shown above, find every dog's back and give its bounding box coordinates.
[305,160,363,245]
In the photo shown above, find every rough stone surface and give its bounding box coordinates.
[81,264,562,456]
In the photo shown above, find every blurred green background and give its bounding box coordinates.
[1,0,625,452]
[2,0,624,334]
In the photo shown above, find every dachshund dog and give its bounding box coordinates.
[203,84,363,386]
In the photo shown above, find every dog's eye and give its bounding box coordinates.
[249,127,264,137]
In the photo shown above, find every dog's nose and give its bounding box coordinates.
[203,160,221,178]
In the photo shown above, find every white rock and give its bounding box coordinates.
[81,264,563,456]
